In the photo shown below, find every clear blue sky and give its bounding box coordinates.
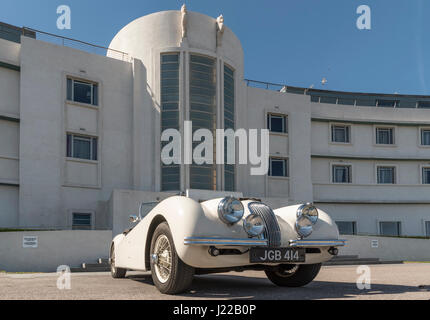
[1,0,429,95]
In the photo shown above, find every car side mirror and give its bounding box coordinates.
[129,215,139,223]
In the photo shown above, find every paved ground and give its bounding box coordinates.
[0,263,429,300]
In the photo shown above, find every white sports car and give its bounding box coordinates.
[110,196,346,294]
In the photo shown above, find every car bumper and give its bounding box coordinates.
[184,237,268,246]
[184,237,346,248]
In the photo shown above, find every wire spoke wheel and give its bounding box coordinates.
[153,235,172,284]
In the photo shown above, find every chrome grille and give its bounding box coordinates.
[248,202,281,247]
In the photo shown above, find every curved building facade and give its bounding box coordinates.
[0,9,429,237]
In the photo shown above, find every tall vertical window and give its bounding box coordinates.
[422,167,430,184]
[161,53,180,191]
[379,221,401,236]
[377,166,396,184]
[376,127,394,145]
[331,125,350,143]
[67,78,98,106]
[224,65,235,191]
[421,129,430,146]
[426,221,430,237]
[190,54,217,190]
[66,134,98,161]
[332,165,352,183]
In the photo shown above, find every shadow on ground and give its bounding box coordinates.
[127,273,429,300]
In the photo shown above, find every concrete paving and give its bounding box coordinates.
[0,263,429,300]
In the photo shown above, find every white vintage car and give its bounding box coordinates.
[110,196,346,294]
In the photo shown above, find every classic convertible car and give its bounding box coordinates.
[110,196,346,294]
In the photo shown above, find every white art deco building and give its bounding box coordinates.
[0,8,430,237]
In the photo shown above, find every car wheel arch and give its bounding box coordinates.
[145,215,168,270]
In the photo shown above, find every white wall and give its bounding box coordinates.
[243,87,313,203]
[0,68,20,117]
[340,235,430,262]
[0,186,18,227]
[317,203,430,236]
[19,37,134,229]
[0,231,112,272]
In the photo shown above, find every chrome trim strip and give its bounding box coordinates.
[289,239,347,247]
[184,237,268,247]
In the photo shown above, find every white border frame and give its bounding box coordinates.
[373,125,397,147]
[329,122,353,145]
[330,162,354,184]
[375,164,398,184]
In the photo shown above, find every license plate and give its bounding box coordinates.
[250,248,305,263]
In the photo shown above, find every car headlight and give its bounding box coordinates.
[295,203,319,238]
[218,197,244,225]
[243,213,265,237]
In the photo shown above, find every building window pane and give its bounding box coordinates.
[67,78,98,106]
[332,125,350,143]
[380,221,401,236]
[426,221,430,237]
[377,167,395,184]
[161,53,180,191]
[332,165,352,183]
[72,213,92,230]
[190,54,217,191]
[422,168,430,184]
[224,65,235,191]
[66,134,98,161]
[376,128,394,145]
[421,130,430,146]
[268,114,287,133]
[336,221,357,235]
[269,158,288,177]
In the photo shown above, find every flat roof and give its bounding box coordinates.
[245,79,430,109]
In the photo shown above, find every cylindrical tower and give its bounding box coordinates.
[108,9,244,192]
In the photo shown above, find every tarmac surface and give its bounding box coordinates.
[0,263,429,300]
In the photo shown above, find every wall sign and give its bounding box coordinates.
[23,236,38,248]
[371,239,379,248]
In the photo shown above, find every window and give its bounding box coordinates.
[377,100,398,107]
[418,101,430,109]
[269,158,289,177]
[224,65,235,191]
[161,53,180,191]
[67,134,98,161]
[72,213,92,230]
[422,167,430,184]
[189,54,217,191]
[332,165,352,183]
[377,166,396,184]
[267,114,288,134]
[67,78,98,106]
[426,221,430,237]
[331,125,350,143]
[376,127,394,145]
[336,221,357,235]
[421,129,430,146]
[379,221,401,237]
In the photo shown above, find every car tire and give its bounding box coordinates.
[265,263,322,287]
[110,245,127,279]
[150,222,194,294]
